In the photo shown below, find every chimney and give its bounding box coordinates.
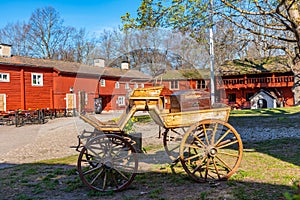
[93,58,105,67]
[121,61,129,70]
[0,44,12,57]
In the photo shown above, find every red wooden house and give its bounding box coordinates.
[218,58,294,109]
[94,68,152,112]
[153,57,295,110]
[0,44,151,113]
[154,69,212,110]
[0,43,295,112]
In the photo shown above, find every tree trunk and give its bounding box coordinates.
[293,60,300,105]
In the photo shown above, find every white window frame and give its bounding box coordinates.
[134,83,138,89]
[197,80,206,89]
[100,79,105,87]
[141,83,144,88]
[117,96,125,106]
[31,73,43,86]
[125,83,130,89]
[170,80,179,90]
[115,81,120,89]
[0,73,10,82]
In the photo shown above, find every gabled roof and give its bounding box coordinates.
[155,68,210,80]
[101,67,152,79]
[0,55,151,79]
[249,89,276,100]
[217,56,291,76]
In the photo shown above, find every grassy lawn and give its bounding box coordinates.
[0,107,299,199]
[230,106,300,116]
[229,106,300,130]
[0,138,299,200]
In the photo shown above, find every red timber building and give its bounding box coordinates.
[0,44,151,113]
[0,43,295,112]
[154,69,212,110]
[218,58,294,109]
[155,57,294,110]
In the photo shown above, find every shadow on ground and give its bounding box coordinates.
[0,162,295,200]
[0,137,299,200]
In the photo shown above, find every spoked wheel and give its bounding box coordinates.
[179,119,243,182]
[163,128,186,162]
[77,134,138,192]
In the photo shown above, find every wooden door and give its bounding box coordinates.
[0,94,6,111]
[66,93,76,109]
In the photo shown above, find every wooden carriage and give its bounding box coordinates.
[76,86,243,192]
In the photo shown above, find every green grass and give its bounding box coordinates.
[37,155,78,165]
[228,106,300,129]
[230,106,300,116]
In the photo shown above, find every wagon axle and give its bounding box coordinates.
[206,146,218,157]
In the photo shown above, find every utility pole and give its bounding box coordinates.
[209,0,216,105]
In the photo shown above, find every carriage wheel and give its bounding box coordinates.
[163,128,186,162]
[77,134,138,192]
[179,119,243,182]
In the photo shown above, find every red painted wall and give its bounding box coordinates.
[53,73,100,111]
[223,73,294,108]
[0,65,22,110]
[23,67,54,110]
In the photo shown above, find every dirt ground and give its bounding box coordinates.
[0,113,194,200]
[0,112,299,199]
[0,112,165,167]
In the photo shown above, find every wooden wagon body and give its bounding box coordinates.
[76,86,243,192]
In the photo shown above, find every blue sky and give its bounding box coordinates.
[0,0,140,34]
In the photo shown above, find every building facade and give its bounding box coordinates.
[0,43,296,112]
[0,44,151,113]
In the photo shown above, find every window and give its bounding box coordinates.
[115,81,120,89]
[0,73,10,82]
[134,83,138,89]
[246,93,254,101]
[117,96,125,106]
[125,83,130,89]
[141,83,144,88]
[31,73,43,86]
[100,79,105,87]
[197,80,206,89]
[228,93,236,103]
[170,80,179,90]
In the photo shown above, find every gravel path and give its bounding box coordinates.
[0,113,163,168]
[0,118,84,167]
[0,112,299,169]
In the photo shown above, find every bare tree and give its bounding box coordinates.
[94,27,212,75]
[0,6,97,64]
[26,6,73,58]
[95,29,120,65]
[72,28,97,64]
[0,21,31,56]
